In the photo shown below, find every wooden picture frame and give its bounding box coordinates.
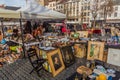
[87,41,105,61]
[73,44,86,58]
[47,49,65,77]
[107,48,120,66]
[70,32,79,39]
[60,46,75,67]
[39,49,52,72]
[77,31,88,38]
[70,32,74,37]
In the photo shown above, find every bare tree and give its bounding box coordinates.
[90,0,114,27]
[90,0,100,28]
[100,0,114,25]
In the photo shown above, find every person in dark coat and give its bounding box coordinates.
[24,21,32,34]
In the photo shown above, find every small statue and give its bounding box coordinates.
[82,72,87,80]
[74,75,79,80]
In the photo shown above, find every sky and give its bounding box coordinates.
[0,0,28,7]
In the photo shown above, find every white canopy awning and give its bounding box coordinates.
[0,1,66,19]
[18,1,66,19]
[0,8,20,18]
[0,8,51,19]
[20,12,53,19]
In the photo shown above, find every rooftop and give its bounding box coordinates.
[5,6,20,10]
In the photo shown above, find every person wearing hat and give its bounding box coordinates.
[12,26,19,41]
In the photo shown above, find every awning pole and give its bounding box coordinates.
[1,18,5,38]
[19,12,26,58]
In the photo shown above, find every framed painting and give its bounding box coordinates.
[87,41,105,61]
[107,48,120,66]
[70,32,79,39]
[70,32,74,37]
[73,44,86,58]
[47,49,65,77]
[77,31,88,38]
[39,50,52,72]
[60,46,75,67]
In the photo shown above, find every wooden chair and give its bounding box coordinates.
[27,48,47,76]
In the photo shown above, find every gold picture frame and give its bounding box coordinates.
[77,31,88,38]
[73,44,86,58]
[87,41,105,61]
[47,49,65,77]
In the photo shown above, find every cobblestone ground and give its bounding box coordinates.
[0,58,120,80]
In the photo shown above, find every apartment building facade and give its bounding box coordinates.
[80,0,91,26]
[106,2,120,26]
[56,1,64,13]
[46,0,91,25]
[90,0,120,26]
[44,0,120,26]
[63,0,80,24]
[96,5,120,26]
[45,0,57,10]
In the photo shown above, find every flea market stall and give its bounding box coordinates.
[0,8,22,67]
[0,0,66,68]
[1,1,120,80]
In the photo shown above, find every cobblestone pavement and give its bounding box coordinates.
[0,58,120,80]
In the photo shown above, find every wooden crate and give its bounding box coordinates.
[103,51,108,62]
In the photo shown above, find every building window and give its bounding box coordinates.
[53,3,55,6]
[87,18,89,22]
[84,13,86,16]
[84,18,86,22]
[100,13,104,18]
[114,13,117,17]
[53,8,55,10]
[88,6,90,10]
[108,14,111,17]
[56,6,58,9]
[50,4,52,7]
[88,12,90,16]
[84,6,87,10]
[115,7,118,11]
[82,7,83,10]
